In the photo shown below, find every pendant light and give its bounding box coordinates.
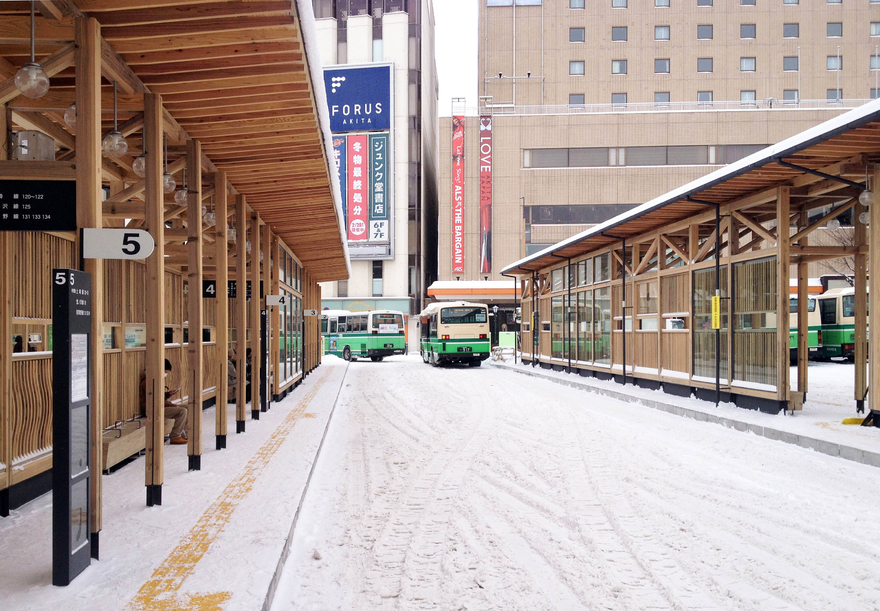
[132,153,146,178]
[859,166,874,207]
[63,103,76,131]
[826,218,841,231]
[228,226,237,244]
[14,0,50,99]
[102,81,128,158]
[204,195,216,227]
[163,133,176,194]
[859,211,870,225]
[174,167,188,205]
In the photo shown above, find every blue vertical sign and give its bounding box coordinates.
[324,65,392,133]
[332,136,347,228]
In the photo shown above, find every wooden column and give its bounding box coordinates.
[854,202,868,413]
[261,223,272,403]
[0,86,10,515]
[214,172,228,448]
[869,165,880,416]
[186,139,203,468]
[776,187,791,407]
[249,212,261,418]
[271,236,281,399]
[234,195,247,432]
[143,92,166,506]
[74,15,105,549]
[797,209,809,404]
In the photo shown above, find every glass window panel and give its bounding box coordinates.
[551,296,564,359]
[697,58,713,72]
[612,27,628,41]
[668,145,708,165]
[740,57,756,72]
[595,253,611,282]
[570,27,585,42]
[530,149,569,168]
[612,60,627,74]
[741,24,756,38]
[783,89,799,102]
[827,22,842,37]
[872,23,880,36]
[578,291,592,362]
[697,25,713,39]
[654,58,670,73]
[656,0,670,5]
[611,93,627,105]
[783,56,799,71]
[626,146,666,166]
[828,88,842,100]
[655,26,670,40]
[612,0,627,7]
[783,0,798,4]
[638,281,658,314]
[594,288,612,365]
[569,61,585,75]
[552,268,564,292]
[569,148,609,167]
[693,266,728,379]
[872,56,880,70]
[741,90,757,103]
[570,0,585,7]
[698,90,713,103]
[783,23,799,38]
[654,91,670,105]
[827,56,842,71]
[697,0,713,5]
[569,93,585,106]
[733,256,777,388]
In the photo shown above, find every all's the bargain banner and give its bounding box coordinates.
[452,116,465,274]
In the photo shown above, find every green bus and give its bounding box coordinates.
[788,296,823,363]
[324,310,406,362]
[321,309,351,354]
[818,287,867,359]
[418,301,491,367]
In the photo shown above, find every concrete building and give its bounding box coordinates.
[311,0,439,317]
[435,0,879,323]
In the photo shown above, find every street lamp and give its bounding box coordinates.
[492,305,499,347]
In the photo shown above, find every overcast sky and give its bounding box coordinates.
[433,0,479,116]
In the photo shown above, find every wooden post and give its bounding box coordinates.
[74,15,105,550]
[869,165,880,416]
[186,139,203,468]
[0,232,10,517]
[796,208,809,405]
[776,187,791,407]
[249,212,261,418]
[234,195,247,432]
[271,236,281,399]
[143,92,166,506]
[214,172,228,448]
[854,203,868,413]
[261,223,272,403]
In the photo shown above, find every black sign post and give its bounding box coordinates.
[52,269,92,586]
[0,180,76,231]
[260,309,270,412]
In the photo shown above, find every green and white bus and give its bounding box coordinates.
[418,301,491,367]
[818,287,868,359]
[324,309,406,362]
[788,296,823,363]
[321,309,351,354]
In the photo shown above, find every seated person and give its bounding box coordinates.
[138,358,188,445]
[227,349,237,400]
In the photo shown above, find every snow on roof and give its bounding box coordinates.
[428,281,519,291]
[502,98,880,275]
[296,0,351,279]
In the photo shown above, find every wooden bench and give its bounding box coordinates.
[102,416,176,472]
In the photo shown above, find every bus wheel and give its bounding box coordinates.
[343,346,351,361]
[371,356,383,362]
[469,360,482,368]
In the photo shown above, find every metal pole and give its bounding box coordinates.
[837,45,841,102]
[797,46,801,105]
[715,203,721,407]
[501,271,519,364]
[532,271,538,367]
[621,237,626,386]
[567,258,572,373]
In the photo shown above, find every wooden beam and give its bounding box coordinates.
[214,171,229,446]
[0,101,9,503]
[37,0,81,19]
[731,211,776,245]
[10,110,75,149]
[143,91,165,505]
[74,14,105,550]
[186,139,203,468]
[788,198,857,245]
[0,43,76,105]
[104,156,186,205]
[0,160,76,179]
[777,187,790,406]
[270,233,280,399]
[235,194,247,431]
[634,238,658,276]
[870,166,880,422]
[854,202,868,411]
[100,37,148,95]
[250,208,261,418]
[796,209,808,401]
[0,17,75,45]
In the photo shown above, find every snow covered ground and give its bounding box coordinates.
[273,354,880,611]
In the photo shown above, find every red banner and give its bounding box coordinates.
[479,115,493,273]
[452,116,465,274]
[347,135,368,241]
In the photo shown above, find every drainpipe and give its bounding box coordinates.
[501,271,519,364]
[602,234,628,386]
[532,271,539,367]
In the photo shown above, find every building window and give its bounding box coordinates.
[827,88,842,101]
[827,55,842,71]
[655,25,670,40]
[742,0,755,4]
[740,57,756,72]
[827,0,841,3]
[569,93,585,106]
[570,27,585,42]
[872,22,880,36]
[783,89,799,103]
[612,0,627,7]
[740,90,756,104]
[783,0,798,3]
[697,0,712,5]
[337,279,348,298]
[570,0,585,7]
[654,91,670,106]
[570,61,585,75]
[827,22,843,37]
[612,26,628,41]
[783,56,799,71]
[698,91,713,104]
[697,57,713,72]
[656,0,670,5]
[741,24,756,39]
[655,58,670,73]
[697,24,713,39]
[611,93,627,106]
[612,60,627,74]
[783,23,799,38]
[872,88,880,99]
[372,260,383,297]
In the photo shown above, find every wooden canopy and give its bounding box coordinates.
[503,99,880,275]
[0,0,347,282]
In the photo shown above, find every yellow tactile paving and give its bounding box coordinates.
[127,370,333,611]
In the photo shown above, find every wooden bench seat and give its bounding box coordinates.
[102,416,176,472]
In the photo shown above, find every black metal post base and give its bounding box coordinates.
[188,455,201,471]
[236,420,245,434]
[216,434,227,450]
[261,402,267,413]
[857,399,865,414]
[0,488,8,517]
[146,484,162,507]
[252,409,260,420]
[90,532,99,560]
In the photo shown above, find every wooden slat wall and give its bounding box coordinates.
[11,357,52,464]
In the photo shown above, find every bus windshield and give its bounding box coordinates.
[441,307,487,324]
[372,313,403,330]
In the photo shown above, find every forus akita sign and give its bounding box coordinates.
[324,64,392,133]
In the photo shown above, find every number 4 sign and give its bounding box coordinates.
[265,295,287,306]
[82,228,155,260]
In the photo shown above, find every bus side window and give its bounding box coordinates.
[819,299,836,325]
[330,320,337,333]
[321,319,328,333]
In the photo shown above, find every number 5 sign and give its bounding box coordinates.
[82,228,155,260]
